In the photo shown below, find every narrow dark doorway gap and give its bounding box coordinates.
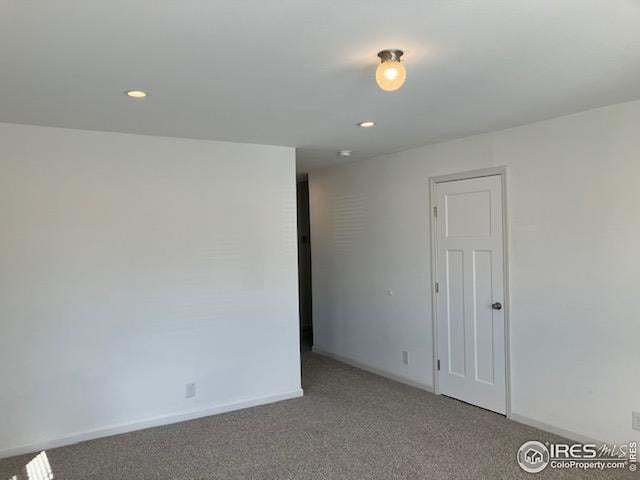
[296,179,313,351]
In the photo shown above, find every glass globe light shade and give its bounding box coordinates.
[376,60,406,91]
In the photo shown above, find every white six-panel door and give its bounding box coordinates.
[434,175,506,414]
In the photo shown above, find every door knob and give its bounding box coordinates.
[491,302,502,310]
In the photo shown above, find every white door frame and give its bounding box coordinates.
[429,166,512,418]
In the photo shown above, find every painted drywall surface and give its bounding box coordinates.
[309,99,640,444]
[0,123,301,455]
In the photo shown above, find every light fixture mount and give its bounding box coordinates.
[377,49,403,63]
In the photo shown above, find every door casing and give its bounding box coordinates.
[429,166,511,418]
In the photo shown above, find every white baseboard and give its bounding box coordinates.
[312,346,434,393]
[510,413,603,445]
[0,389,303,460]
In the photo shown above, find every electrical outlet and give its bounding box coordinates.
[402,351,409,365]
[632,411,640,431]
[186,382,196,399]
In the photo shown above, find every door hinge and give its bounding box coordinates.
[435,282,439,293]
[437,359,441,371]
[433,206,438,217]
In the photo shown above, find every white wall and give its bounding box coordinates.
[309,99,640,444]
[0,123,301,457]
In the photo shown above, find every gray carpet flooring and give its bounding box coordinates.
[0,352,634,479]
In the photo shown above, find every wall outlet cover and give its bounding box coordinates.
[402,351,409,365]
[186,382,196,399]
[632,411,640,432]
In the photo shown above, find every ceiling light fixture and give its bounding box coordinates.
[338,150,352,158]
[358,121,375,128]
[376,49,406,92]
[125,90,147,98]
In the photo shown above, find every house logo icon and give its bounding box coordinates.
[517,441,550,473]
[525,448,543,463]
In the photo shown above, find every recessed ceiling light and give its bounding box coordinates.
[376,49,406,92]
[125,90,147,98]
[338,150,352,158]
[358,121,375,128]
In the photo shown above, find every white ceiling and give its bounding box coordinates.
[2,1,640,172]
